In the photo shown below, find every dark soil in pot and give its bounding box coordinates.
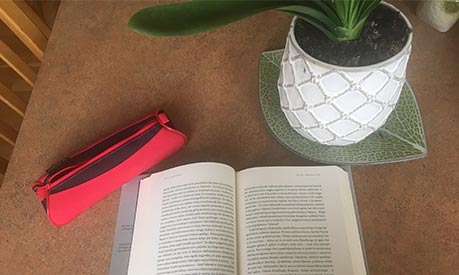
[294,4,411,67]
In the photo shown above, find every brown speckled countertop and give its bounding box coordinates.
[1,1,458,274]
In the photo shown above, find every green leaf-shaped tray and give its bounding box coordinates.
[259,50,427,165]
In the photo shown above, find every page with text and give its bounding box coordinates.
[236,166,366,275]
[128,162,237,275]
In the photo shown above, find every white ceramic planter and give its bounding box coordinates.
[278,3,413,146]
[417,0,459,32]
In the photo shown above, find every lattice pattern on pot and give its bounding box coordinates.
[278,36,411,146]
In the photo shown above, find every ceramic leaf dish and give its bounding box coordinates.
[259,50,427,165]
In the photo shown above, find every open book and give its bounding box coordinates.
[127,163,366,275]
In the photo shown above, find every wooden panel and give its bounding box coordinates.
[25,0,60,29]
[0,64,36,91]
[0,156,7,175]
[10,78,33,93]
[0,0,48,60]
[0,20,41,66]
[0,101,23,131]
[15,1,51,38]
[0,81,26,117]
[0,40,36,86]
[0,139,13,160]
[0,119,18,146]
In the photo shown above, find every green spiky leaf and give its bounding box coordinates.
[128,0,383,41]
[129,1,298,36]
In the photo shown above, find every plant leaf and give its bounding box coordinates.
[343,0,351,24]
[359,0,381,21]
[278,5,338,31]
[279,9,339,41]
[128,1,298,36]
[348,15,368,36]
[349,0,365,26]
[310,0,342,25]
[333,0,348,25]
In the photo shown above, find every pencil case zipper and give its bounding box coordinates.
[32,116,163,195]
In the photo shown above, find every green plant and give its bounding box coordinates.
[128,0,382,41]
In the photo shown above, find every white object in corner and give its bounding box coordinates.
[416,0,459,32]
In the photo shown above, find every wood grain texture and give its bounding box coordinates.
[0,101,23,131]
[0,156,7,175]
[0,119,18,145]
[25,0,60,30]
[0,139,13,160]
[15,0,51,38]
[0,81,26,117]
[0,0,48,60]
[0,1,458,274]
[0,40,36,86]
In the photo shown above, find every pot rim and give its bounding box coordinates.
[289,1,413,71]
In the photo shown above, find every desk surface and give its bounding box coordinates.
[1,1,458,274]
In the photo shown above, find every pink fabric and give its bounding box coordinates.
[32,111,186,226]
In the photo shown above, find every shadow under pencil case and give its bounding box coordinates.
[32,110,186,226]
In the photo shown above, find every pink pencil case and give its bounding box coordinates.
[32,110,186,226]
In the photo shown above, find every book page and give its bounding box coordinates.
[236,166,366,275]
[109,176,145,275]
[128,163,237,275]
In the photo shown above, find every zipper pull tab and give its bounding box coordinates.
[32,182,49,201]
